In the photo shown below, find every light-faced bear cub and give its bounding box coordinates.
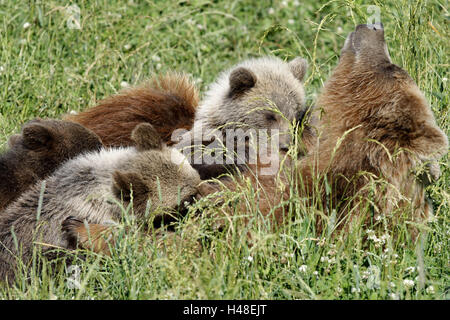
[0,119,103,211]
[0,123,202,283]
[299,24,448,236]
[175,56,314,179]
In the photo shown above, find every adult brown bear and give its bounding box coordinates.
[299,23,448,236]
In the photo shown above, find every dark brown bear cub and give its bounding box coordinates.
[0,119,103,210]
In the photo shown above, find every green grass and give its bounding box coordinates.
[0,0,448,299]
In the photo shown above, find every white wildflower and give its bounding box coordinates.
[426,286,435,294]
[288,19,295,25]
[69,110,78,115]
[23,22,31,29]
[268,8,275,15]
[152,55,161,62]
[247,256,253,262]
[442,77,448,82]
[389,293,400,300]
[123,44,131,50]
[156,63,162,70]
[281,1,288,7]
[298,265,308,273]
[120,81,129,88]
[403,279,415,288]
[196,24,205,30]
[293,0,300,6]
[351,287,360,293]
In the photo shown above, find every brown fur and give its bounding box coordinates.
[298,24,448,236]
[65,73,199,147]
[0,118,102,211]
[196,159,293,240]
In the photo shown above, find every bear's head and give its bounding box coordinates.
[193,56,310,153]
[8,118,103,178]
[111,123,202,223]
[319,23,448,163]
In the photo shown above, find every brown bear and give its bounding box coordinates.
[172,56,313,179]
[0,118,103,211]
[0,123,202,283]
[65,72,199,147]
[62,153,293,255]
[298,23,448,236]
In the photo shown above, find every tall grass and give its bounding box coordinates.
[0,0,448,299]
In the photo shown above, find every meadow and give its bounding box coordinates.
[0,0,448,299]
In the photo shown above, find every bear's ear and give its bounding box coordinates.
[7,134,21,148]
[112,170,150,202]
[131,123,163,151]
[21,122,55,150]
[229,67,256,98]
[289,57,308,82]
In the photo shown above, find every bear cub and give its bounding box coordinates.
[0,118,102,211]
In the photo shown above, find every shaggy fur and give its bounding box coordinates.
[0,119,102,211]
[60,155,292,254]
[0,124,201,283]
[178,56,314,179]
[65,73,199,147]
[194,56,308,134]
[299,24,448,235]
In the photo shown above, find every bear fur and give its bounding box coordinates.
[0,123,202,283]
[67,57,314,179]
[60,156,292,255]
[298,24,448,235]
[65,72,199,147]
[0,119,103,211]
[175,56,314,179]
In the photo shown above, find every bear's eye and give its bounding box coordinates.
[265,113,277,122]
